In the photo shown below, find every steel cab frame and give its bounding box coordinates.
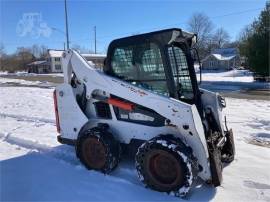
[104,28,201,110]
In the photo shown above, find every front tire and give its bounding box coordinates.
[135,135,196,197]
[76,127,120,173]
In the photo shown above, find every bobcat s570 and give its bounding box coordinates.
[54,28,235,197]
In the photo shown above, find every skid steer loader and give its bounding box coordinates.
[54,28,235,197]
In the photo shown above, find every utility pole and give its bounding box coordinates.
[94,26,96,54]
[64,0,70,49]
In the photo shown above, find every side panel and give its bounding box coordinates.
[56,84,88,140]
[200,88,225,135]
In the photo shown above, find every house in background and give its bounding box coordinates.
[28,49,106,73]
[47,50,63,73]
[82,53,106,70]
[27,60,50,74]
[28,49,63,73]
[202,48,240,70]
[47,50,106,72]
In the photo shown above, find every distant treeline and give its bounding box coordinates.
[1,3,269,77]
[0,45,47,73]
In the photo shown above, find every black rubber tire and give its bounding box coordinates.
[76,127,120,173]
[135,135,196,197]
[221,129,235,163]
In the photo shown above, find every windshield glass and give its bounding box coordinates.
[111,42,170,96]
[110,43,195,100]
[167,46,194,100]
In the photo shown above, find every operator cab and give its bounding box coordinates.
[104,28,200,106]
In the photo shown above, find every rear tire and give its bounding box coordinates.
[135,135,196,197]
[76,126,120,173]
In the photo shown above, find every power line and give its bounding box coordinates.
[50,7,263,46]
[95,7,263,40]
[210,7,263,19]
[2,7,263,51]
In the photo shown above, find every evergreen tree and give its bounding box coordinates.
[239,2,270,77]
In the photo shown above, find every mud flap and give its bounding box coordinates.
[209,147,223,186]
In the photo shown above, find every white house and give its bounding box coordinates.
[47,50,63,73]
[27,60,50,74]
[202,48,240,70]
[46,50,106,73]
[82,53,106,70]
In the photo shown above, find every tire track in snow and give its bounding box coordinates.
[0,132,79,165]
[0,114,141,186]
[0,113,55,124]
[0,132,142,187]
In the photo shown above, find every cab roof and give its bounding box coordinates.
[108,28,197,49]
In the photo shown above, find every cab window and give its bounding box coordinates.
[111,42,169,96]
[168,46,194,100]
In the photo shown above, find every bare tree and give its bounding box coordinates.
[0,44,6,71]
[16,47,35,71]
[212,28,230,48]
[0,43,5,56]
[223,41,239,49]
[187,12,214,57]
[238,25,253,42]
[1,45,44,72]
[30,44,48,59]
[30,44,40,58]
[39,45,48,59]
[72,44,94,54]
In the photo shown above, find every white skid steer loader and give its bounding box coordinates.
[54,28,235,197]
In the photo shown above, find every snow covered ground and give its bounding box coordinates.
[197,69,269,92]
[198,69,254,82]
[0,71,63,77]
[0,74,60,88]
[0,77,44,86]
[1,69,269,92]
[0,76,270,201]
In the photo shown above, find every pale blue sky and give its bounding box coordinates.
[0,0,266,54]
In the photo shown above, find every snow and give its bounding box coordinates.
[48,50,64,58]
[197,69,270,92]
[0,77,43,85]
[0,71,63,77]
[198,69,254,82]
[212,54,235,61]
[0,76,270,201]
[82,53,106,58]
[0,75,58,88]
[0,71,28,75]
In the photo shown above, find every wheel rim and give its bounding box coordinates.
[82,137,106,169]
[147,150,183,188]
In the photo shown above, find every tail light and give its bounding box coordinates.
[53,90,61,133]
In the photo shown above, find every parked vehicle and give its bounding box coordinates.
[54,28,235,197]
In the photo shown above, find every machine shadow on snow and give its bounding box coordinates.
[1,148,217,201]
[246,132,270,148]
[245,118,270,148]
[247,119,270,131]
